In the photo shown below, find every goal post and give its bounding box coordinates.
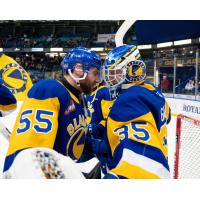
[174,114,200,178]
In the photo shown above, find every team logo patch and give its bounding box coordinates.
[66,127,86,160]
[126,60,146,82]
[0,63,28,94]
[64,100,76,115]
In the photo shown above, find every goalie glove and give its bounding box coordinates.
[3,147,85,179]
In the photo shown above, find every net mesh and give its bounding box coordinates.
[175,115,200,178]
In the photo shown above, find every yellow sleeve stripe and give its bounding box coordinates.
[110,160,160,179]
[111,148,170,178]
[99,120,106,127]
[0,103,17,111]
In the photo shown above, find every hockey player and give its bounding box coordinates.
[0,78,17,117]
[102,45,171,179]
[3,47,102,178]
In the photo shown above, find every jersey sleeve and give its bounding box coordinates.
[4,80,69,171]
[0,84,17,117]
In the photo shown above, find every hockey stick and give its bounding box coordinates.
[115,20,136,47]
[0,120,11,140]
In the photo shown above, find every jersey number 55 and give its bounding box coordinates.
[16,109,54,134]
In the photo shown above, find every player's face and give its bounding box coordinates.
[80,67,100,94]
[73,63,85,76]
[107,68,124,86]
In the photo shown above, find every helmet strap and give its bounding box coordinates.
[68,69,87,88]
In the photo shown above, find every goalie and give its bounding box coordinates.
[102,45,171,179]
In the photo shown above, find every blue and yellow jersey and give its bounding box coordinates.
[0,82,17,117]
[4,79,87,172]
[105,81,171,179]
[85,85,113,136]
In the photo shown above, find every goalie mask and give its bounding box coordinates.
[102,45,146,89]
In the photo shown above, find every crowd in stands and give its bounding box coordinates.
[15,53,62,71]
[0,33,135,49]
[12,54,63,83]
[0,32,92,48]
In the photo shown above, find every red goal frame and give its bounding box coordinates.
[174,114,200,179]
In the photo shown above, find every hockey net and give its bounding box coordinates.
[174,114,200,179]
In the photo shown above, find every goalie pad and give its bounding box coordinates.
[3,148,85,179]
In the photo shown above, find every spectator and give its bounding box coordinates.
[161,75,170,93]
[184,79,195,94]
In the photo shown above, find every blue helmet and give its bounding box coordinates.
[61,47,101,73]
[102,45,146,88]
